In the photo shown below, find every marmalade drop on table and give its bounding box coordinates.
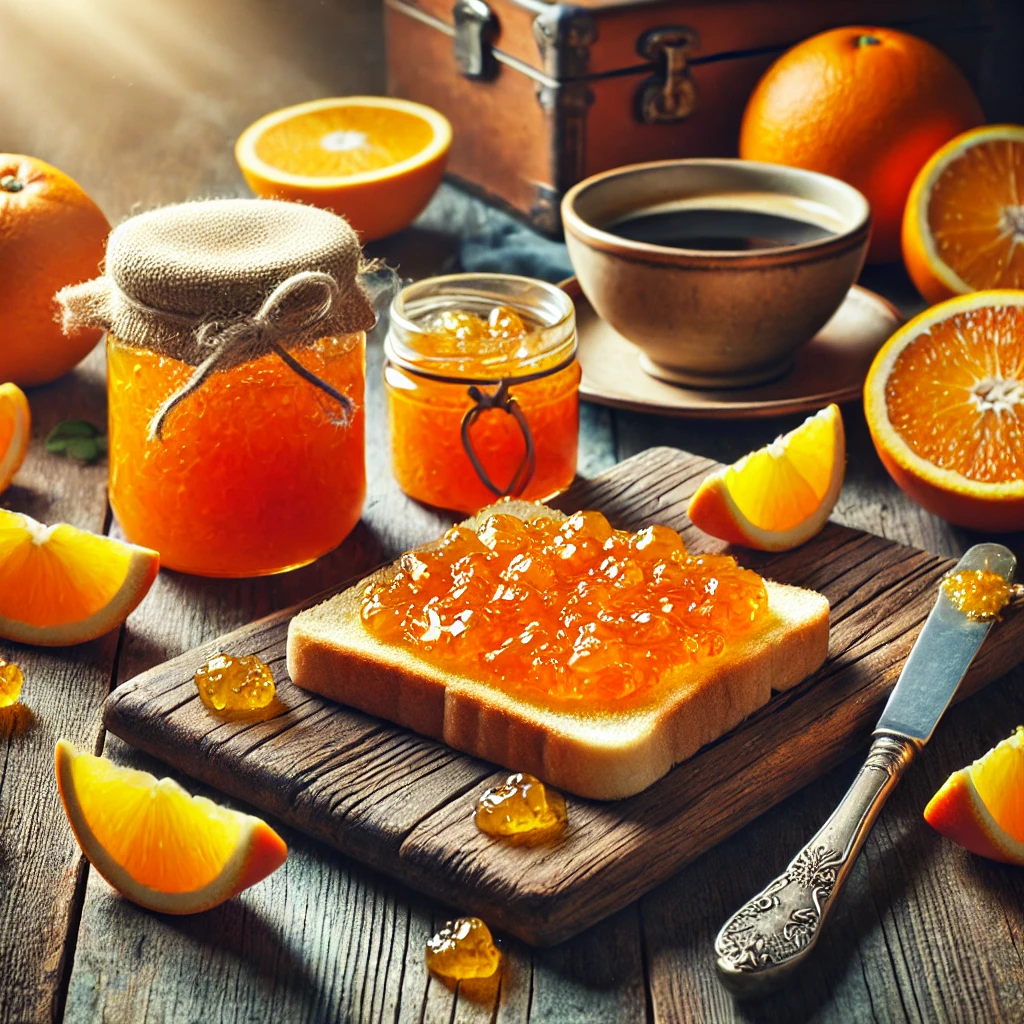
[475,772,567,842]
[385,275,579,514]
[0,659,23,708]
[361,510,768,707]
[194,653,276,713]
[425,918,501,980]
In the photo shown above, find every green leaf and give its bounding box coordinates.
[45,420,106,463]
[62,438,101,463]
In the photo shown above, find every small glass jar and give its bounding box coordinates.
[107,330,366,577]
[385,274,579,513]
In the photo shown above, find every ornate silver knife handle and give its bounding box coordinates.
[714,733,916,997]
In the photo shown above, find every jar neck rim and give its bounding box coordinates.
[384,338,578,386]
[387,273,576,377]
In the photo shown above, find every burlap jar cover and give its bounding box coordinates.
[58,198,377,439]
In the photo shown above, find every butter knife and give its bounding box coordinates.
[714,542,1017,997]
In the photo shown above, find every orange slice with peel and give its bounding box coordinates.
[0,383,29,491]
[924,726,1024,864]
[903,125,1024,305]
[864,290,1024,532]
[686,404,845,551]
[0,509,158,645]
[235,96,451,241]
[56,740,287,913]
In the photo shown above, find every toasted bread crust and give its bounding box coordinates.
[286,503,830,799]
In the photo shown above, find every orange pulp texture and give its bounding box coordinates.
[927,137,1024,291]
[254,105,436,177]
[108,334,365,577]
[361,511,768,708]
[884,304,1024,484]
[386,306,579,513]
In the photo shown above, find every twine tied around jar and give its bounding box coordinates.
[462,379,537,498]
[384,343,578,499]
[57,198,378,441]
[137,270,351,440]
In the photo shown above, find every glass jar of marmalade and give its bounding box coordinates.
[106,329,366,577]
[59,198,376,577]
[384,274,579,513]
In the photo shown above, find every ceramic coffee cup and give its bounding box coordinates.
[562,159,871,387]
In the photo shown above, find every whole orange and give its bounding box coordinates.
[739,27,984,263]
[0,155,110,386]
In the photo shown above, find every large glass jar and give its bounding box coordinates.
[385,274,579,513]
[107,331,366,577]
[59,198,376,578]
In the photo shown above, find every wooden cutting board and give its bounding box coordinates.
[102,446,1024,946]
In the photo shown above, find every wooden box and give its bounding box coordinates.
[385,0,988,234]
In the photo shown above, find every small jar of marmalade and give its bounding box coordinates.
[385,274,579,513]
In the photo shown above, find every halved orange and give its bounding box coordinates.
[56,740,287,913]
[687,404,845,551]
[864,290,1024,532]
[0,509,158,645]
[235,96,451,241]
[0,383,29,491]
[924,726,1024,865]
[903,125,1024,304]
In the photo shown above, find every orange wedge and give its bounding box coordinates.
[235,96,451,241]
[924,727,1024,865]
[0,383,29,491]
[687,404,845,551]
[0,509,158,645]
[903,125,1024,305]
[56,740,287,913]
[864,290,1024,532]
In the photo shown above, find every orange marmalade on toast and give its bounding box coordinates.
[360,510,768,706]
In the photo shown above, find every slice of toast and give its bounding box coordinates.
[286,502,829,800]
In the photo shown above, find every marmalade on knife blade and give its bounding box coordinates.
[360,510,768,707]
[941,569,1011,621]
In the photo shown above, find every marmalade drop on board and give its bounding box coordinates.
[475,773,567,842]
[194,653,276,713]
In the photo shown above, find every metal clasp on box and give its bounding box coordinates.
[636,26,700,123]
[453,0,498,80]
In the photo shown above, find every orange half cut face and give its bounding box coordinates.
[864,291,1024,531]
[904,125,1024,304]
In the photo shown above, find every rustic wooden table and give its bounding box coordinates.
[2,1,1023,1021]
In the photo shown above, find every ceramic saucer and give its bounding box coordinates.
[562,277,902,420]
